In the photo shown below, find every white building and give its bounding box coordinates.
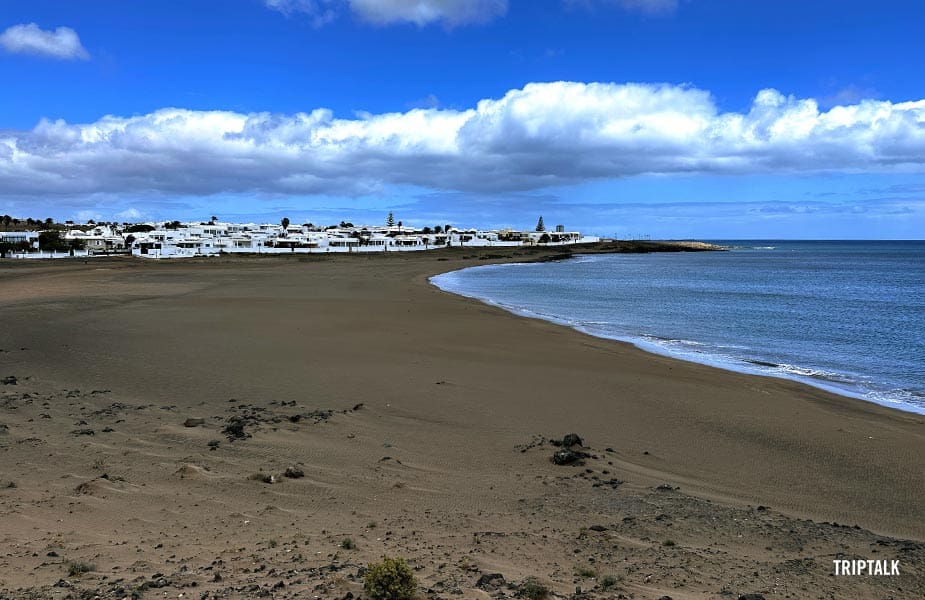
[0,218,598,259]
[0,231,39,248]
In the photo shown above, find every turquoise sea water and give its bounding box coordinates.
[431,241,925,414]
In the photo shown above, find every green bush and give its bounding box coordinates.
[575,566,596,578]
[66,560,95,577]
[521,577,549,600]
[364,556,417,600]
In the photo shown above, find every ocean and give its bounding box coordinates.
[430,241,925,415]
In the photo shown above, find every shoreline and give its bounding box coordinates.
[1,247,923,597]
[429,257,925,417]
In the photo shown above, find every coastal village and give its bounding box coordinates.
[0,214,599,259]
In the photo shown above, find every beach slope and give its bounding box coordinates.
[1,248,922,598]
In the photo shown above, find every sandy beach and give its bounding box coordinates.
[1,246,923,599]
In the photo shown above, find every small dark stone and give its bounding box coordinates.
[184,418,205,427]
[562,433,584,448]
[46,551,59,557]
[207,439,221,448]
[71,428,95,436]
[756,505,769,512]
[352,403,364,411]
[288,414,302,423]
[1,376,17,385]
[102,427,115,433]
[658,596,674,600]
[284,466,305,479]
[588,525,608,532]
[0,424,8,435]
[476,573,505,589]
[738,595,766,600]
[655,483,677,491]
[552,449,584,465]
[222,417,247,440]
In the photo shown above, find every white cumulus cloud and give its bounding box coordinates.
[349,0,507,26]
[264,0,340,25]
[0,23,89,60]
[566,0,679,15]
[1,82,924,201]
[116,207,147,221]
[265,0,507,26]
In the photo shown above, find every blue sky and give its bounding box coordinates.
[1,0,924,238]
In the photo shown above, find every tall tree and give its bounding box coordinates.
[38,231,66,251]
[387,212,395,227]
[281,217,290,230]
[535,216,545,232]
